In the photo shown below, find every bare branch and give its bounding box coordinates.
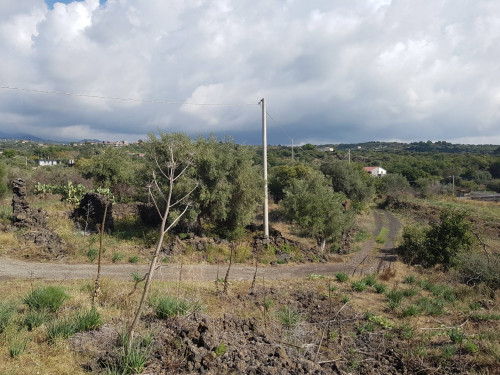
[163,203,191,234]
[170,183,199,208]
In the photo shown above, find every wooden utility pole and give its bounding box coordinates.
[291,138,294,161]
[348,149,351,163]
[260,98,269,240]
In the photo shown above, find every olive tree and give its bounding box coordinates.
[282,170,352,252]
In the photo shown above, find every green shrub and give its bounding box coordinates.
[458,252,500,289]
[152,296,201,319]
[400,209,473,269]
[24,286,70,313]
[335,272,349,282]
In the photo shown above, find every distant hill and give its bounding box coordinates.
[0,131,44,142]
[77,139,102,143]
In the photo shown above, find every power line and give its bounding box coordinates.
[0,85,258,106]
[265,109,323,162]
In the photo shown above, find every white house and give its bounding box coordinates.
[363,166,387,177]
[37,159,62,166]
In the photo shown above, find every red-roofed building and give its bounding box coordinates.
[364,166,387,177]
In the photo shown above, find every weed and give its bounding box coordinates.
[0,301,17,333]
[112,252,125,263]
[131,272,144,283]
[351,280,367,292]
[306,273,325,280]
[74,308,102,331]
[417,297,445,316]
[362,274,377,287]
[22,310,49,331]
[441,344,457,359]
[402,305,419,317]
[8,336,30,358]
[277,306,301,326]
[47,317,76,342]
[464,341,479,353]
[354,229,371,242]
[119,345,149,375]
[215,343,227,356]
[470,313,500,321]
[24,286,70,313]
[398,323,415,339]
[401,287,418,297]
[128,256,140,264]
[448,328,466,344]
[340,296,350,304]
[263,298,274,311]
[468,302,481,311]
[375,227,388,244]
[374,283,387,294]
[357,322,374,334]
[87,247,98,262]
[152,296,202,319]
[335,272,349,282]
[404,275,417,284]
[387,290,404,305]
[368,315,393,329]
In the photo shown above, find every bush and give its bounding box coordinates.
[399,209,473,269]
[458,252,500,289]
[24,286,70,313]
[152,296,201,319]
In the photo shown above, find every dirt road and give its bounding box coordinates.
[0,210,401,282]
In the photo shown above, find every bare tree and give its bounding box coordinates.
[127,141,197,352]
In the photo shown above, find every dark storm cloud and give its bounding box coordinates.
[1,0,500,144]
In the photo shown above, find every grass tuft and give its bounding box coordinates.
[152,296,202,319]
[24,286,70,313]
[335,272,349,282]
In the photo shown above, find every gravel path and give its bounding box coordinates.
[0,210,401,282]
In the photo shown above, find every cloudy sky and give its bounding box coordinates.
[1,0,499,145]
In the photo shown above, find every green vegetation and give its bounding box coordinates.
[24,286,70,313]
[151,296,202,318]
[400,209,473,269]
[336,272,349,282]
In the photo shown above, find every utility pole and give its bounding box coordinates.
[291,138,294,161]
[260,98,269,240]
[348,149,351,164]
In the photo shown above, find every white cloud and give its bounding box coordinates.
[0,0,499,144]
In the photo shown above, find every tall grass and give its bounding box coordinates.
[24,286,70,313]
